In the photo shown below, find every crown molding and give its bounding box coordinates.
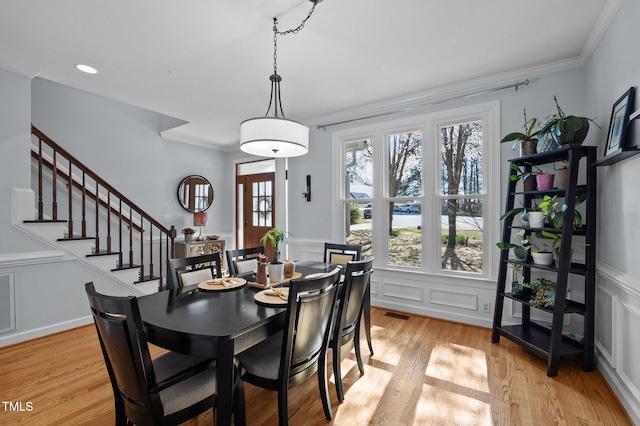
[0,57,40,78]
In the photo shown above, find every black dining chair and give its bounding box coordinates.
[85,282,244,425]
[328,257,374,401]
[166,252,223,290]
[323,243,374,356]
[226,246,265,279]
[323,242,362,266]
[235,268,341,426]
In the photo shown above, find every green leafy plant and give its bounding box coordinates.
[512,277,557,308]
[538,96,600,145]
[500,109,541,149]
[539,194,586,229]
[260,228,292,263]
[497,229,531,260]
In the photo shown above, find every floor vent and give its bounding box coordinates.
[384,311,410,320]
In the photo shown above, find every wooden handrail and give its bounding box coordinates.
[30,125,177,290]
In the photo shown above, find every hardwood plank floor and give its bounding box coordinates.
[0,307,632,425]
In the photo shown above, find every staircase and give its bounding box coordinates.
[23,126,177,294]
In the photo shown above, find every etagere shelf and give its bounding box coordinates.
[491,144,596,377]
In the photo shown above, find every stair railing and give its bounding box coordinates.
[30,125,176,290]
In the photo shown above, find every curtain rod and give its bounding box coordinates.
[316,79,529,130]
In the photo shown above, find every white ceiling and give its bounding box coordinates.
[0,0,620,150]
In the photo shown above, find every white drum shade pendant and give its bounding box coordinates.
[240,116,308,158]
[240,1,320,158]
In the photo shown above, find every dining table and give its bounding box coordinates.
[137,260,343,426]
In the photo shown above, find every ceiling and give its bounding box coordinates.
[0,0,620,151]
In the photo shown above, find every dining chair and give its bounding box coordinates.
[226,246,265,278]
[85,282,244,426]
[328,257,374,401]
[322,242,375,356]
[235,268,341,425]
[166,252,223,290]
[323,242,361,266]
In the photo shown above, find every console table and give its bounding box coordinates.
[175,239,225,268]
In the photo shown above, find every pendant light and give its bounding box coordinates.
[240,1,321,158]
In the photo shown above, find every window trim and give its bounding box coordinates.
[331,101,500,280]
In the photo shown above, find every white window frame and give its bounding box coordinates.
[331,101,500,280]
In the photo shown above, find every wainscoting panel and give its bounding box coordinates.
[0,273,15,334]
[382,280,423,302]
[617,300,640,403]
[596,264,640,424]
[430,287,478,311]
[595,284,614,366]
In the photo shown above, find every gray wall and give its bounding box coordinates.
[31,78,234,235]
[0,70,47,254]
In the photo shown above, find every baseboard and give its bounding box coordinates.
[0,316,93,348]
[597,353,640,425]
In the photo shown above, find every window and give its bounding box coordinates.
[334,102,499,279]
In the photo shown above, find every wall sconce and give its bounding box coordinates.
[193,212,208,241]
[303,175,311,202]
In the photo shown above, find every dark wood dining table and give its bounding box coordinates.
[136,260,342,426]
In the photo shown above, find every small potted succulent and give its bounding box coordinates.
[182,227,196,242]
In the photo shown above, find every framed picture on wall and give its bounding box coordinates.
[605,87,635,156]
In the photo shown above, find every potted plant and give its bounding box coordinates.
[530,240,553,265]
[182,227,196,242]
[527,200,545,228]
[260,228,291,282]
[539,194,585,229]
[538,96,600,146]
[555,160,569,189]
[512,277,557,308]
[537,230,564,266]
[497,229,531,262]
[500,109,540,156]
[507,163,537,192]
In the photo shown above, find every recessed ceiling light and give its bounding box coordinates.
[76,64,98,74]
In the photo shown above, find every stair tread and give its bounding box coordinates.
[24,219,67,223]
[58,236,95,241]
[135,275,161,283]
[112,264,141,271]
[87,250,121,257]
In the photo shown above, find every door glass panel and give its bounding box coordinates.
[252,181,273,227]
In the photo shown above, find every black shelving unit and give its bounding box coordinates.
[491,144,596,377]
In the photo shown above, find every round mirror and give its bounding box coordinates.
[177,175,214,213]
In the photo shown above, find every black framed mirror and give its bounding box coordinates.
[177,175,214,213]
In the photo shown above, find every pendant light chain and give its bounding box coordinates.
[272,1,317,77]
[240,1,319,157]
[270,1,318,118]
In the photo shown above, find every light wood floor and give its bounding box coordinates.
[0,307,632,425]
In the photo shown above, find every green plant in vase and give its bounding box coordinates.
[538,96,600,146]
[260,228,290,264]
[500,109,541,155]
